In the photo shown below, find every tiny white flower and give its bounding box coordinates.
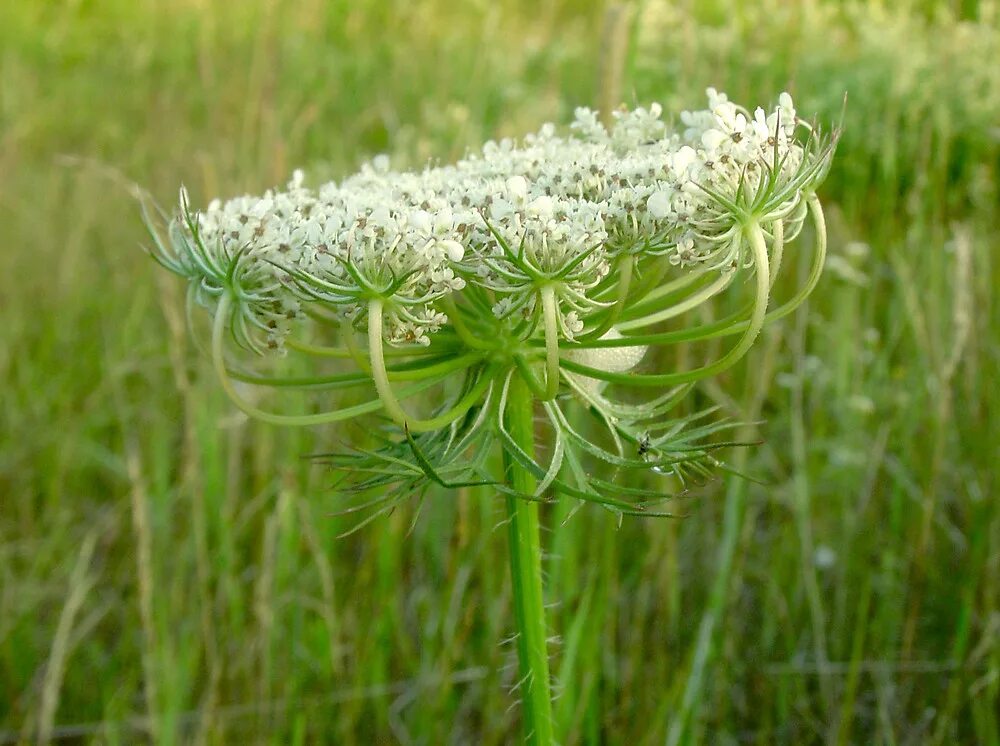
[409,209,433,234]
[672,145,698,173]
[440,239,465,262]
[564,311,584,336]
[706,87,729,109]
[490,198,515,221]
[647,190,673,219]
[751,108,770,141]
[701,129,728,151]
[778,92,796,123]
[528,195,554,217]
[506,175,529,204]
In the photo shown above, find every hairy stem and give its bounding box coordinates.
[503,372,555,745]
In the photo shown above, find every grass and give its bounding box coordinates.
[1,0,998,742]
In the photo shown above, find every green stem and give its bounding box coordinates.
[580,254,633,340]
[211,294,438,426]
[539,286,561,401]
[343,318,372,373]
[559,224,771,387]
[768,218,785,289]
[513,354,554,401]
[557,201,826,351]
[287,337,444,358]
[286,338,356,358]
[228,352,482,391]
[441,295,495,350]
[615,269,735,332]
[621,266,713,320]
[367,298,491,432]
[503,372,555,745]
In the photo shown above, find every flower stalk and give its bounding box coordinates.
[503,372,555,745]
[539,285,562,401]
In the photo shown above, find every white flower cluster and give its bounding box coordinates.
[166,89,825,350]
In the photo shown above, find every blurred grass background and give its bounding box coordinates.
[1,0,998,743]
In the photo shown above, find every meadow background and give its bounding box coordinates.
[1,0,998,743]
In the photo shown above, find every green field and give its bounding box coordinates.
[2,0,998,743]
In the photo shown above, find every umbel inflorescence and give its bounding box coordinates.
[146,89,836,515]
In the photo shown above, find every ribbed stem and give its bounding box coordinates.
[503,373,555,745]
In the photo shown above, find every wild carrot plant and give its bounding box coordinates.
[146,89,835,743]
